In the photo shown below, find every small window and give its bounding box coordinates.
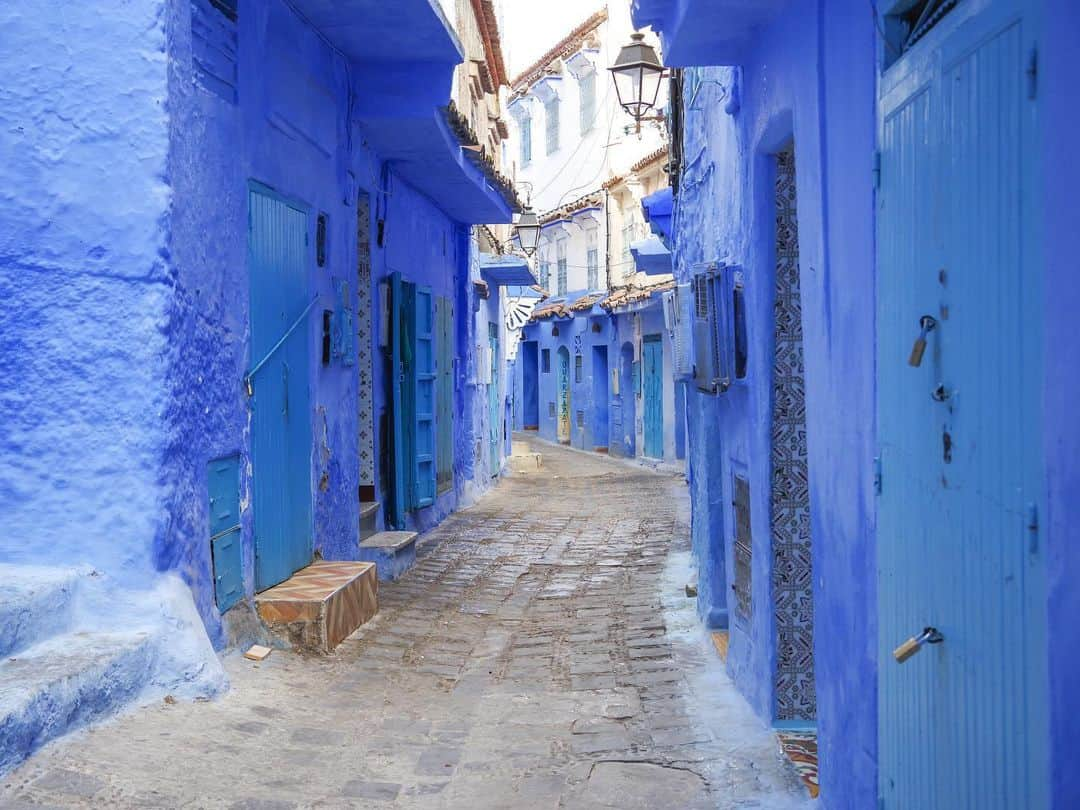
[884,0,960,66]
[587,248,599,290]
[542,348,551,373]
[316,213,328,267]
[557,259,567,295]
[548,402,556,417]
[576,409,585,428]
[574,353,583,383]
[545,98,560,155]
[539,260,551,291]
[579,72,596,134]
[733,280,748,379]
[520,115,532,166]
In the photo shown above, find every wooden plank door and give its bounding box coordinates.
[248,187,313,590]
[876,2,1046,806]
[643,335,664,459]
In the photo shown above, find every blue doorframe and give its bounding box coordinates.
[248,185,313,591]
[876,2,1046,806]
[643,334,663,459]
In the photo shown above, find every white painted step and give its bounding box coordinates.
[0,631,154,774]
[0,565,87,658]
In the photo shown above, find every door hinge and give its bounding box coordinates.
[1027,46,1038,99]
[1026,502,1039,553]
[872,150,882,189]
[873,455,882,495]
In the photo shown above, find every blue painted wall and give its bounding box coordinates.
[0,2,173,584]
[666,1,877,806]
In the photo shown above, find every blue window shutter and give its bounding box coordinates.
[435,297,454,494]
[413,285,436,509]
[208,455,242,612]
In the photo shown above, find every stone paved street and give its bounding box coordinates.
[1,438,811,810]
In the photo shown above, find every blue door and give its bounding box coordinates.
[591,345,609,450]
[876,2,1045,807]
[521,341,540,429]
[248,187,313,591]
[643,335,663,459]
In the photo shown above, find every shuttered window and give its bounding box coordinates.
[579,72,596,134]
[545,99,560,154]
[520,115,532,166]
[435,297,454,494]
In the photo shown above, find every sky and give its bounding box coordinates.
[497,0,607,77]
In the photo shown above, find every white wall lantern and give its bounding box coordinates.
[609,33,664,123]
[513,207,541,257]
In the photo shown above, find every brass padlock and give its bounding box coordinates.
[908,315,937,367]
[893,626,944,663]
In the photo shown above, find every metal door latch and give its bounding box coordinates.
[893,626,944,663]
[908,315,937,367]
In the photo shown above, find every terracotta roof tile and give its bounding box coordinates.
[510,9,608,93]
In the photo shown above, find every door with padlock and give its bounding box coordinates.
[875,1,1046,807]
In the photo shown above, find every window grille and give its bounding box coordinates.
[587,248,599,290]
[692,265,741,393]
[545,99,560,154]
[733,474,753,620]
[557,259,568,295]
[579,72,596,134]
[520,116,532,165]
[574,353,583,383]
[539,261,550,291]
[576,409,585,428]
[541,348,551,373]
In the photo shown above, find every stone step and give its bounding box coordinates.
[359,500,380,542]
[255,561,378,653]
[509,452,543,473]
[0,630,154,775]
[357,531,418,582]
[0,565,87,659]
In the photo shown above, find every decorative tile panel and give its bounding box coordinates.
[770,146,816,722]
[357,196,375,487]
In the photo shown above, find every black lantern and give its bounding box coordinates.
[514,206,541,257]
[609,33,664,122]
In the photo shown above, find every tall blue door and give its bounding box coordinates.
[876,2,1046,807]
[643,335,663,459]
[249,187,313,591]
[488,323,500,475]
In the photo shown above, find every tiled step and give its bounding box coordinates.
[0,630,154,775]
[255,561,378,653]
[0,565,85,658]
[359,501,380,542]
[357,531,418,582]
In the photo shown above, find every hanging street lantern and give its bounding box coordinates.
[609,33,665,123]
[514,206,541,257]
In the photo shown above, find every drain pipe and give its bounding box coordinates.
[604,188,612,291]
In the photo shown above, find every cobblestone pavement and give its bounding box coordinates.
[1,437,811,810]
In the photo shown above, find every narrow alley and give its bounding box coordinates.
[1,439,809,809]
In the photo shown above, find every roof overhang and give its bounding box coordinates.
[306,0,513,223]
[631,0,793,66]
[641,188,673,241]
[480,254,538,286]
[630,236,673,275]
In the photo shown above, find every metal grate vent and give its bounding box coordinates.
[733,474,752,620]
[548,402,556,417]
[576,409,585,428]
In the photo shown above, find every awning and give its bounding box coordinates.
[294,0,516,224]
[641,187,673,241]
[630,236,673,276]
[480,254,537,286]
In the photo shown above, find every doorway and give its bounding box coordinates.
[521,340,540,430]
[619,342,636,457]
[769,144,815,724]
[556,345,571,443]
[488,322,500,475]
[248,186,313,591]
[591,345,609,450]
[642,334,664,459]
[357,193,376,501]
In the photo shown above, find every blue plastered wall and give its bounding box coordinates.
[672,1,877,807]
[0,2,173,582]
